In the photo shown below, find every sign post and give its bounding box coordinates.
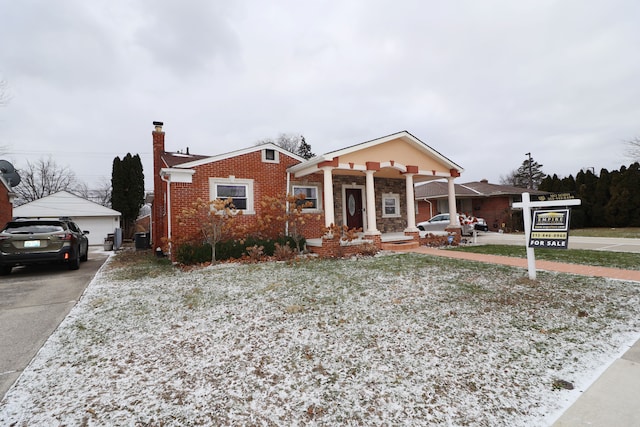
[513,193,581,280]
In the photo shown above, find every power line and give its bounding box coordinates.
[5,150,152,157]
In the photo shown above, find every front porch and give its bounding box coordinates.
[287,131,465,258]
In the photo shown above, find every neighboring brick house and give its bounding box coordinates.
[415,179,548,232]
[151,122,464,256]
[0,175,15,226]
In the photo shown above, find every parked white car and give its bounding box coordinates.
[417,213,487,235]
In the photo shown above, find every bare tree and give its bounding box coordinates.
[257,133,302,153]
[91,178,113,207]
[177,198,242,263]
[256,133,315,159]
[499,170,518,187]
[0,79,9,106]
[625,137,640,162]
[499,156,545,189]
[14,157,77,204]
[74,178,112,207]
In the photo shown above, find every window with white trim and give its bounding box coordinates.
[210,177,255,214]
[262,148,279,163]
[292,185,320,210]
[382,193,400,218]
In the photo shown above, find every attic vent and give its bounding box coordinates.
[262,148,279,164]
[265,149,275,160]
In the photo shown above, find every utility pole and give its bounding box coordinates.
[525,152,533,189]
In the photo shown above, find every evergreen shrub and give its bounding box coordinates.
[176,236,303,265]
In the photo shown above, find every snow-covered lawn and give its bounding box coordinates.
[1,251,639,426]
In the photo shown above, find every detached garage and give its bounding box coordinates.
[13,191,121,245]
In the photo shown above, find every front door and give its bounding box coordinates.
[345,188,364,230]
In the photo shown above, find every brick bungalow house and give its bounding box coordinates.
[0,175,15,226]
[415,179,548,232]
[151,122,464,257]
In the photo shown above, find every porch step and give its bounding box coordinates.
[381,240,420,251]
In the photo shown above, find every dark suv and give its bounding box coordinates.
[0,218,89,275]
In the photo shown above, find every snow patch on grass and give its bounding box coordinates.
[1,252,639,426]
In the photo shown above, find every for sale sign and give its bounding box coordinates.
[528,209,570,249]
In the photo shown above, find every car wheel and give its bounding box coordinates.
[0,265,11,275]
[68,250,81,270]
[80,245,88,262]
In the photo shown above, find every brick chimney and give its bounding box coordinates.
[152,121,165,251]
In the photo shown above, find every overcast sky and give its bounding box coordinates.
[1,0,639,192]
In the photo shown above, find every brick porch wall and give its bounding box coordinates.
[309,233,380,258]
[419,231,461,246]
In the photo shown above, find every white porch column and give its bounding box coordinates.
[447,176,459,226]
[322,167,335,227]
[404,173,418,231]
[364,170,379,234]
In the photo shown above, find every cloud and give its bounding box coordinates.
[132,0,242,76]
[0,0,639,190]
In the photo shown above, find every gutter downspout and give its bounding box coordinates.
[285,171,291,236]
[423,198,433,219]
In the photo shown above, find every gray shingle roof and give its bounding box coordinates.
[415,180,548,199]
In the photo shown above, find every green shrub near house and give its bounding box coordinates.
[176,236,302,264]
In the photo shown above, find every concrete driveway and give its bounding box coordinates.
[0,247,110,399]
[472,232,640,253]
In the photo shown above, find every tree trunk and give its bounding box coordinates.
[210,241,217,264]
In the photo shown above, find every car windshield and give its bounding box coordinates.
[2,222,66,234]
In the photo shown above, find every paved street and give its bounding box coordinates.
[472,231,640,253]
[0,248,109,399]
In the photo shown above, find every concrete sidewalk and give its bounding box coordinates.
[405,246,640,282]
[473,231,640,254]
[553,339,640,426]
[393,245,640,426]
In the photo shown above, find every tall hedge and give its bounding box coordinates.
[540,162,640,227]
[111,153,144,238]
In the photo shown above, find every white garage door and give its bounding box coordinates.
[72,216,120,245]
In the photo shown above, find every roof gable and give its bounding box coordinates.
[328,131,461,168]
[288,131,463,177]
[171,143,305,169]
[13,191,122,218]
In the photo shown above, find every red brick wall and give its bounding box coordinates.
[0,184,12,227]
[168,151,326,245]
[416,200,437,223]
[469,196,512,231]
[152,128,166,251]
[291,174,325,239]
[416,196,515,232]
[309,233,381,258]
